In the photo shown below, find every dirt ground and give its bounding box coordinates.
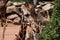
[0,22,21,40]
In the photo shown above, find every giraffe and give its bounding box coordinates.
[15,4,40,40]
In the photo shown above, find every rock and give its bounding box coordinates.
[36,5,41,8]
[6,5,16,13]
[38,2,51,5]
[7,14,19,20]
[13,17,21,24]
[38,2,44,5]
[7,19,13,23]
[42,3,54,11]
[13,2,22,6]
[6,1,13,6]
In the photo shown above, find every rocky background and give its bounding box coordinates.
[0,1,54,25]
[0,0,54,40]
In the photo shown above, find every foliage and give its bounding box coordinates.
[39,0,60,40]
